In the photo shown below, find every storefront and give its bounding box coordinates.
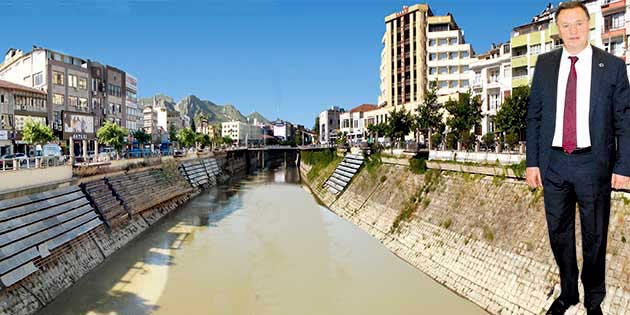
[62,111,97,161]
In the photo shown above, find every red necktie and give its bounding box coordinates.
[563,56,578,154]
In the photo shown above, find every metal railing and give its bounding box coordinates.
[0,155,70,172]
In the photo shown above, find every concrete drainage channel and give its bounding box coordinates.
[0,156,235,315]
[323,153,364,195]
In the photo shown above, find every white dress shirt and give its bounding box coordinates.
[552,45,592,148]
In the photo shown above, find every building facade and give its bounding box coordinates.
[272,119,294,141]
[318,106,344,144]
[125,73,140,131]
[339,104,378,144]
[469,42,512,136]
[221,120,262,146]
[426,14,475,103]
[0,79,48,155]
[510,1,602,88]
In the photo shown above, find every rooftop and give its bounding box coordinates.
[0,79,46,95]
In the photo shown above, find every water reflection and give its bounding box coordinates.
[38,166,487,315]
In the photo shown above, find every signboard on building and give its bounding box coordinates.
[0,130,8,141]
[62,111,95,140]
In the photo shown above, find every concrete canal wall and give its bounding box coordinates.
[300,154,630,315]
[0,152,248,315]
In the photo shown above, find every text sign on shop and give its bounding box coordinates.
[0,130,7,141]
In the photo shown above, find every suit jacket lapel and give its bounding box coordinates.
[590,46,605,128]
[549,48,563,134]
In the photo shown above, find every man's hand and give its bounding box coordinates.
[526,167,543,189]
[612,173,630,190]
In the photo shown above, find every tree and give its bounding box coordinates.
[313,117,320,138]
[222,136,234,146]
[197,133,211,148]
[445,92,481,146]
[386,107,412,148]
[190,119,197,132]
[168,122,178,143]
[415,80,444,145]
[481,132,495,150]
[132,129,151,146]
[22,118,54,145]
[177,128,197,148]
[97,122,128,154]
[495,86,529,141]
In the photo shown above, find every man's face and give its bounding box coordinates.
[556,7,590,54]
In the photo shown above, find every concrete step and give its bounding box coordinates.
[340,161,361,170]
[324,180,344,192]
[337,165,357,174]
[328,175,348,188]
[327,186,339,195]
[333,168,354,180]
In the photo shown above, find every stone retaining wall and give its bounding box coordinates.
[0,153,247,315]
[300,157,630,315]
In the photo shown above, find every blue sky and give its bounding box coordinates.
[2,0,554,127]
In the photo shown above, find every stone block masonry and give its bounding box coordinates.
[300,156,630,315]
[0,153,248,315]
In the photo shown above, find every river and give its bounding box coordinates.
[39,166,488,315]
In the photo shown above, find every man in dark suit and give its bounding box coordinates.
[526,2,630,315]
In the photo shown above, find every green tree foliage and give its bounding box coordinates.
[222,136,234,146]
[415,80,444,141]
[177,128,197,148]
[22,119,54,145]
[313,117,320,135]
[190,119,197,132]
[445,93,481,144]
[132,129,151,145]
[386,107,412,147]
[495,86,529,140]
[168,123,178,143]
[481,132,495,149]
[97,122,128,154]
[196,133,211,148]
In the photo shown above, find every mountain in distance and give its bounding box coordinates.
[138,93,176,111]
[247,112,270,125]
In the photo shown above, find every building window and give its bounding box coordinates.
[503,44,510,54]
[68,96,79,107]
[438,66,447,74]
[449,80,458,88]
[503,64,511,78]
[461,51,469,58]
[489,93,500,110]
[439,81,448,89]
[92,98,101,110]
[449,66,457,74]
[438,38,447,46]
[438,52,447,60]
[604,40,624,56]
[63,56,71,64]
[53,93,64,105]
[429,67,437,75]
[78,77,87,90]
[33,72,43,86]
[429,53,436,61]
[79,97,88,109]
[449,52,458,59]
[460,65,469,73]
[449,37,458,45]
[604,12,625,32]
[530,44,541,55]
[429,39,436,46]
[53,53,62,61]
[460,80,469,88]
[0,95,4,103]
[68,74,78,88]
[52,71,64,85]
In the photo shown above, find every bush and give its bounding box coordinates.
[409,157,427,174]
[446,133,458,150]
[505,132,520,150]
[459,131,476,151]
[481,132,495,150]
[430,132,442,149]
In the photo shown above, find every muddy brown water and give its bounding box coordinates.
[38,166,488,315]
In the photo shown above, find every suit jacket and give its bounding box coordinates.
[526,45,630,180]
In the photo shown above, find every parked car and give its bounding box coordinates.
[173,149,185,157]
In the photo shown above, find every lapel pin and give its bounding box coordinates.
[599,63,604,68]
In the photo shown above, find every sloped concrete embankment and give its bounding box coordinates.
[0,155,241,315]
[300,157,630,315]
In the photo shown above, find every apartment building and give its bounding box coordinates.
[318,106,344,144]
[125,74,140,131]
[221,120,262,146]
[143,105,160,144]
[469,42,512,136]
[339,104,378,144]
[272,119,294,141]
[510,1,602,88]
[600,0,630,65]
[426,14,475,103]
[0,79,48,155]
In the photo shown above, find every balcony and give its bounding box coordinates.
[512,76,529,88]
[602,0,626,14]
[511,34,528,48]
[512,55,528,68]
